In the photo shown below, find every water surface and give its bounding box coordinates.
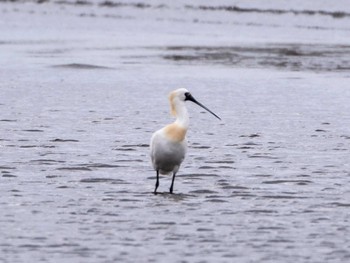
[1,1,350,262]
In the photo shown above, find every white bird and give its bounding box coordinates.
[150,88,220,194]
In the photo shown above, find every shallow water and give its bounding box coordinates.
[1,1,350,262]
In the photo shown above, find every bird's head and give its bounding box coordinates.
[169,88,221,120]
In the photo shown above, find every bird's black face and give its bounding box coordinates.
[184,92,221,120]
[184,92,195,102]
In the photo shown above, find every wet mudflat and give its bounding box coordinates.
[1,1,350,262]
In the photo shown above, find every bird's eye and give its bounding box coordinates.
[184,92,191,98]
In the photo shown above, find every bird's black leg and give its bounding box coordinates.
[154,170,159,195]
[170,172,176,194]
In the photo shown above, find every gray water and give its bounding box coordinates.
[1,1,350,262]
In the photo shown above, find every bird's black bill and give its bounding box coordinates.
[185,93,221,120]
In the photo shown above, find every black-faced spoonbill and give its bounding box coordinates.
[150,88,221,194]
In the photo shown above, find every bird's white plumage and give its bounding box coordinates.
[150,88,189,175]
[150,128,187,175]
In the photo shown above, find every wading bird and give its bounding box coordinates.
[150,88,220,194]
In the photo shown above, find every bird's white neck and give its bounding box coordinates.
[174,101,189,128]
